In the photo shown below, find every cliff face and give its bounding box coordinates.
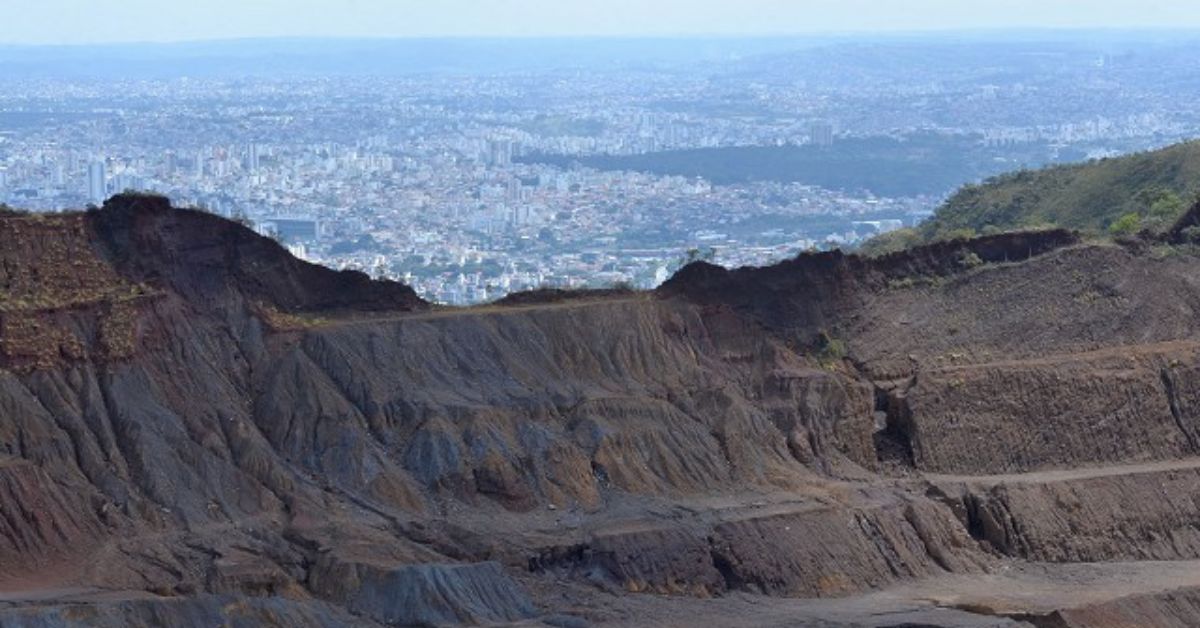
[3,197,1200,626]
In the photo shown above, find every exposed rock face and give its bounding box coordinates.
[899,344,1200,473]
[943,462,1200,562]
[1046,587,1200,628]
[0,595,375,628]
[307,559,535,626]
[88,194,426,315]
[658,228,1079,345]
[704,499,985,597]
[0,459,104,576]
[3,196,1200,626]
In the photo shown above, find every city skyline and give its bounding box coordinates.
[3,35,1197,303]
[4,0,1200,45]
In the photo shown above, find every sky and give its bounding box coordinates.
[3,0,1200,45]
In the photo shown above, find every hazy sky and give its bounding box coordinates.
[3,0,1200,45]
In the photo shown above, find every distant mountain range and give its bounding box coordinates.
[0,37,817,78]
[4,31,1200,79]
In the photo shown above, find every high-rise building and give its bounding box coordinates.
[809,122,835,148]
[260,217,321,242]
[486,139,513,167]
[111,173,139,194]
[87,161,107,203]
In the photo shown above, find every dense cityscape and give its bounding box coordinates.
[2,37,1199,303]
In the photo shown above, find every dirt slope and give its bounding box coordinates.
[2,195,1200,626]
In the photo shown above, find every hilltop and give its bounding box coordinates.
[925,140,1200,237]
[6,194,1200,626]
[859,139,1200,256]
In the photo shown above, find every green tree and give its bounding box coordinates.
[1108,212,1141,236]
[1143,191,1187,232]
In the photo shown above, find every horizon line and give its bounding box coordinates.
[5,26,1200,49]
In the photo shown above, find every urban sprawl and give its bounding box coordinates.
[2,42,1196,303]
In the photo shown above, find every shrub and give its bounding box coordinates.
[934,227,978,242]
[1142,191,1188,233]
[608,281,635,292]
[1108,212,1141,236]
[1182,225,1200,243]
[815,331,848,366]
[858,227,921,256]
[683,247,716,264]
[230,211,255,228]
[957,251,984,269]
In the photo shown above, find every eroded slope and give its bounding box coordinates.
[2,197,1200,626]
